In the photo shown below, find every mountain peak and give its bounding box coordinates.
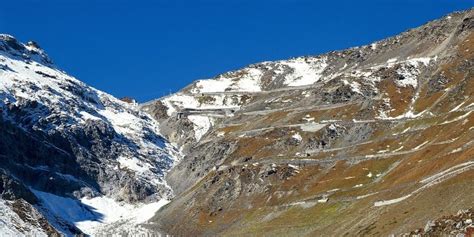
[26,40,41,50]
[0,34,52,65]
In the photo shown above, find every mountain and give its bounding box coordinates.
[142,8,474,236]
[0,35,179,235]
[1,8,472,237]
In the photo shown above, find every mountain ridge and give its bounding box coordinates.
[142,8,474,236]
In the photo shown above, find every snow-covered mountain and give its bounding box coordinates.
[0,34,179,235]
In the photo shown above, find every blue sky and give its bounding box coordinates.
[1,0,472,102]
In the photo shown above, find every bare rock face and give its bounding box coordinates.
[405,209,474,236]
[0,169,77,236]
[142,9,474,236]
[0,170,38,204]
[120,96,137,104]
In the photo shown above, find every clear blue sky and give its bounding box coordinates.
[1,0,472,102]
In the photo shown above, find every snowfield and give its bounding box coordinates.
[32,189,169,235]
[192,68,264,93]
[282,57,328,86]
[186,56,328,94]
[187,115,215,141]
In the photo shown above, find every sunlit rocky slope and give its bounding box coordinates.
[142,8,474,236]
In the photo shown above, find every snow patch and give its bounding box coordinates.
[291,132,303,142]
[192,68,263,93]
[394,57,433,88]
[161,93,243,116]
[117,156,151,173]
[283,57,328,86]
[32,189,169,236]
[387,58,398,64]
[188,115,214,141]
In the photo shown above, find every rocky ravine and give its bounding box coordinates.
[142,9,474,236]
[0,35,180,235]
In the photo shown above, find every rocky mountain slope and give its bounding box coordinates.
[0,35,179,235]
[142,8,474,236]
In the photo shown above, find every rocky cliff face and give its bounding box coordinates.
[143,9,474,236]
[0,35,179,235]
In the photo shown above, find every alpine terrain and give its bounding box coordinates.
[0,7,473,237]
[142,8,474,236]
[0,35,180,235]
